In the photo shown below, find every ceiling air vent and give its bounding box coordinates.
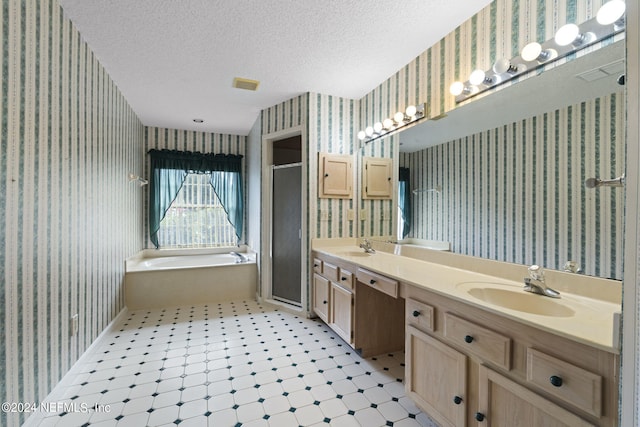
[233,77,260,91]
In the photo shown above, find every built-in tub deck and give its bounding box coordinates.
[125,248,257,309]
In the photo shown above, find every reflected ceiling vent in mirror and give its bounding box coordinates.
[357,103,427,145]
[449,0,625,103]
[232,77,260,91]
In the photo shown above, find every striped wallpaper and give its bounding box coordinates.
[143,127,247,247]
[308,93,359,240]
[359,0,612,128]
[400,92,625,279]
[356,0,624,278]
[1,1,144,426]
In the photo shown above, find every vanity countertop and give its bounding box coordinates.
[313,244,621,354]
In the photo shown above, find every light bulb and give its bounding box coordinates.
[521,42,542,61]
[405,105,417,117]
[373,122,383,133]
[365,126,374,137]
[382,118,394,129]
[493,58,511,74]
[469,69,486,86]
[449,81,464,96]
[393,111,405,123]
[555,23,581,46]
[357,131,366,140]
[597,0,625,25]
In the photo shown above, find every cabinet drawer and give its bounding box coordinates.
[443,313,511,370]
[338,268,354,290]
[323,262,339,282]
[406,298,434,332]
[312,258,323,274]
[357,268,398,298]
[526,348,602,417]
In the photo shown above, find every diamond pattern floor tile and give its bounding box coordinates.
[36,300,438,427]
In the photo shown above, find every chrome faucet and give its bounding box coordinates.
[359,239,376,254]
[523,265,560,298]
[563,260,583,274]
[230,251,249,263]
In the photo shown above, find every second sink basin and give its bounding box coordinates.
[457,282,576,317]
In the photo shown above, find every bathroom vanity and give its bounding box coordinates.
[311,241,621,427]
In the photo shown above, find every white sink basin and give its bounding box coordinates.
[456,282,576,317]
[339,250,375,258]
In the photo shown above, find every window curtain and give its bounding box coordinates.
[148,149,244,248]
[398,167,411,238]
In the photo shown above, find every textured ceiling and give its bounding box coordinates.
[58,0,491,135]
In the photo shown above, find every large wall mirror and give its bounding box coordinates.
[359,39,625,280]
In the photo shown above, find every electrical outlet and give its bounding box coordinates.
[70,314,79,337]
[347,209,355,221]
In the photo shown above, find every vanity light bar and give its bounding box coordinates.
[451,0,625,103]
[358,103,427,144]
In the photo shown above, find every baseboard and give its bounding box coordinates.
[23,307,130,427]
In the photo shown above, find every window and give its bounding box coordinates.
[157,173,238,248]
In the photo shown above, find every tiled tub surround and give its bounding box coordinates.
[28,300,435,427]
[124,249,258,310]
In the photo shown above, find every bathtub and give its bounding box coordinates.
[124,248,257,310]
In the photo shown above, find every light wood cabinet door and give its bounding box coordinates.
[313,273,330,323]
[362,157,393,199]
[318,153,353,198]
[477,365,595,427]
[406,325,467,427]
[329,283,353,344]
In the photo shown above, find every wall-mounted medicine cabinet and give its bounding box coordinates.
[362,156,393,199]
[318,152,353,199]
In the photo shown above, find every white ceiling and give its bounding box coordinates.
[58,0,491,136]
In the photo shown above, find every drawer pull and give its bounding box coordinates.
[549,375,563,387]
[453,396,463,405]
[314,264,319,268]
[369,279,376,285]
[475,412,485,422]
[412,310,421,317]
[341,276,347,281]
[464,335,474,343]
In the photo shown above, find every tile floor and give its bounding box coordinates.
[36,300,438,427]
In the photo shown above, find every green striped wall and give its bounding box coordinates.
[400,92,625,279]
[1,1,145,425]
[360,0,610,126]
[262,93,359,241]
[144,127,247,247]
[308,93,359,239]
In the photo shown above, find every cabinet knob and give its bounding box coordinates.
[388,177,391,181]
[464,335,474,343]
[549,375,563,387]
[412,310,421,317]
[369,279,376,285]
[314,264,319,268]
[341,277,347,281]
[475,412,485,422]
[453,396,463,405]
[324,173,329,177]
[323,300,327,305]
